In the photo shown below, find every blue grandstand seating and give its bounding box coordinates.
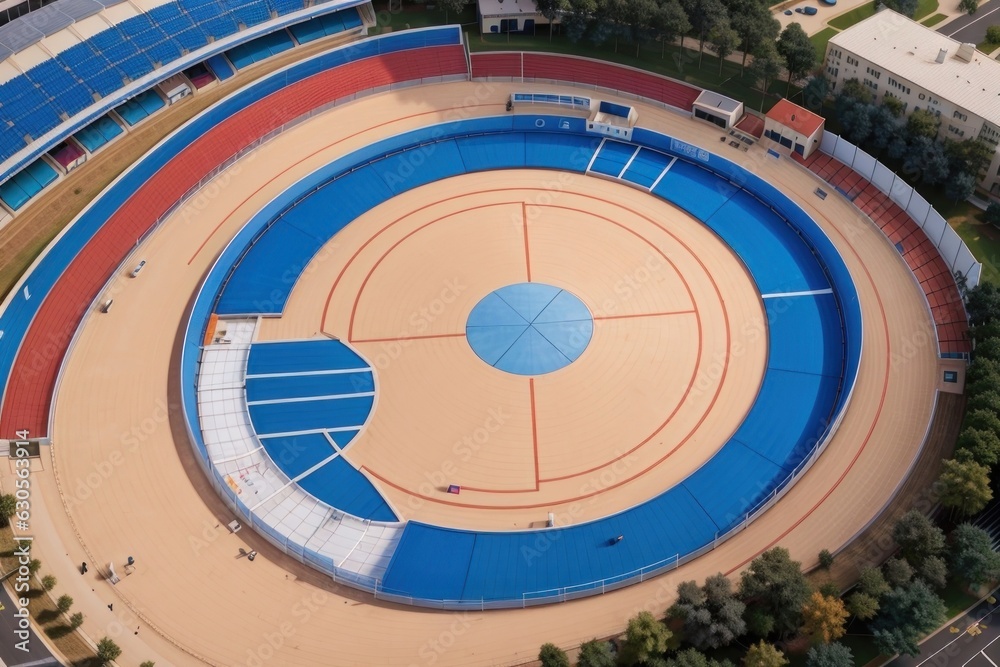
[204,54,235,80]
[114,88,165,126]
[74,115,124,152]
[288,9,352,43]
[0,157,57,210]
[225,29,294,68]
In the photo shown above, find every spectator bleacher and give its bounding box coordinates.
[0,157,57,210]
[0,2,367,171]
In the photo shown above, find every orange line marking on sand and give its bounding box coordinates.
[594,309,697,321]
[185,104,496,266]
[350,332,466,344]
[342,190,742,506]
[522,202,532,282]
[530,378,540,489]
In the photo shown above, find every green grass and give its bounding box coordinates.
[828,0,936,30]
[810,27,839,56]
[921,12,948,26]
[922,190,1000,285]
[977,39,999,55]
[368,1,476,33]
[469,32,796,113]
[828,4,876,30]
[940,578,983,617]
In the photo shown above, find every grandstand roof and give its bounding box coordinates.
[829,9,1000,127]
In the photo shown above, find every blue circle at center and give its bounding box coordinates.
[466,283,594,376]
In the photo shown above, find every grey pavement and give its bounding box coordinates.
[0,583,59,667]
[887,586,1000,667]
[938,0,1000,46]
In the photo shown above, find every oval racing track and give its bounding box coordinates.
[12,51,942,667]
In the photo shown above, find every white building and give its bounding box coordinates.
[825,9,1000,198]
[477,0,558,35]
[691,90,744,130]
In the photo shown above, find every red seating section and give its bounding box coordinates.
[470,52,702,111]
[0,44,469,439]
[794,150,970,356]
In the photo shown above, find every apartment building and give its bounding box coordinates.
[825,9,1000,198]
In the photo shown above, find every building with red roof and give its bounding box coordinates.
[763,98,825,159]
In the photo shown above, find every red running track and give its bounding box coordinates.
[794,150,970,355]
[0,44,469,439]
[470,52,702,112]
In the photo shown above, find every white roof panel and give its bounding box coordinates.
[829,9,1000,127]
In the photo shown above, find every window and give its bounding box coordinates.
[919,93,926,100]
[953,110,968,122]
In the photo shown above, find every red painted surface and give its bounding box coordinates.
[0,45,469,438]
[470,52,701,111]
[797,150,970,355]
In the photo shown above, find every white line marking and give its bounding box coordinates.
[247,391,374,406]
[585,137,606,173]
[649,157,677,191]
[984,652,998,667]
[246,367,369,379]
[618,146,641,179]
[947,4,1000,37]
[761,288,834,299]
[256,426,364,439]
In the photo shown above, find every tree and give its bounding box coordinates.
[951,523,1000,587]
[140,663,156,667]
[878,0,918,16]
[665,648,734,667]
[805,642,854,667]
[776,22,816,95]
[967,388,1000,414]
[986,202,1000,228]
[937,458,993,517]
[956,427,1000,467]
[96,637,122,665]
[841,103,874,145]
[41,575,56,591]
[802,75,829,111]
[917,555,948,590]
[0,494,15,527]
[960,0,979,14]
[619,611,671,665]
[883,557,914,588]
[968,283,1000,326]
[871,581,947,657]
[987,25,1000,44]
[536,0,569,39]
[738,547,811,637]
[28,559,41,576]
[883,95,905,117]
[708,17,740,74]
[903,136,950,186]
[801,592,848,643]
[671,574,747,650]
[747,42,784,101]
[624,0,658,56]
[730,0,779,74]
[907,108,940,139]
[745,641,788,667]
[538,643,570,667]
[838,78,872,106]
[818,550,834,570]
[438,0,466,24]
[69,612,84,629]
[56,595,73,614]
[857,566,890,599]
[973,337,1000,363]
[683,0,727,66]
[846,592,880,621]
[577,639,615,667]
[946,138,994,178]
[652,0,691,58]
[893,510,946,567]
[564,0,596,42]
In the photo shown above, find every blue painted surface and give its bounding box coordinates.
[259,432,335,478]
[652,159,739,221]
[246,339,369,375]
[204,54,235,81]
[246,372,374,402]
[115,89,165,126]
[249,395,373,434]
[0,158,57,209]
[764,293,844,377]
[589,140,637,177]
[621,148,672,188]
[466,284,593,375]
[704,191,831,295]
[298,456,397,521]
[74,116,124,152]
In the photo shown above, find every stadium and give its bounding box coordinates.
[0,1,979,664]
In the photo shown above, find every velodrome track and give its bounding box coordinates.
[1,38,945,667]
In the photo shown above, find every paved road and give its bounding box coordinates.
[888,586,1000,667]
[939,0,1000,47]
[0,583,58,667]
